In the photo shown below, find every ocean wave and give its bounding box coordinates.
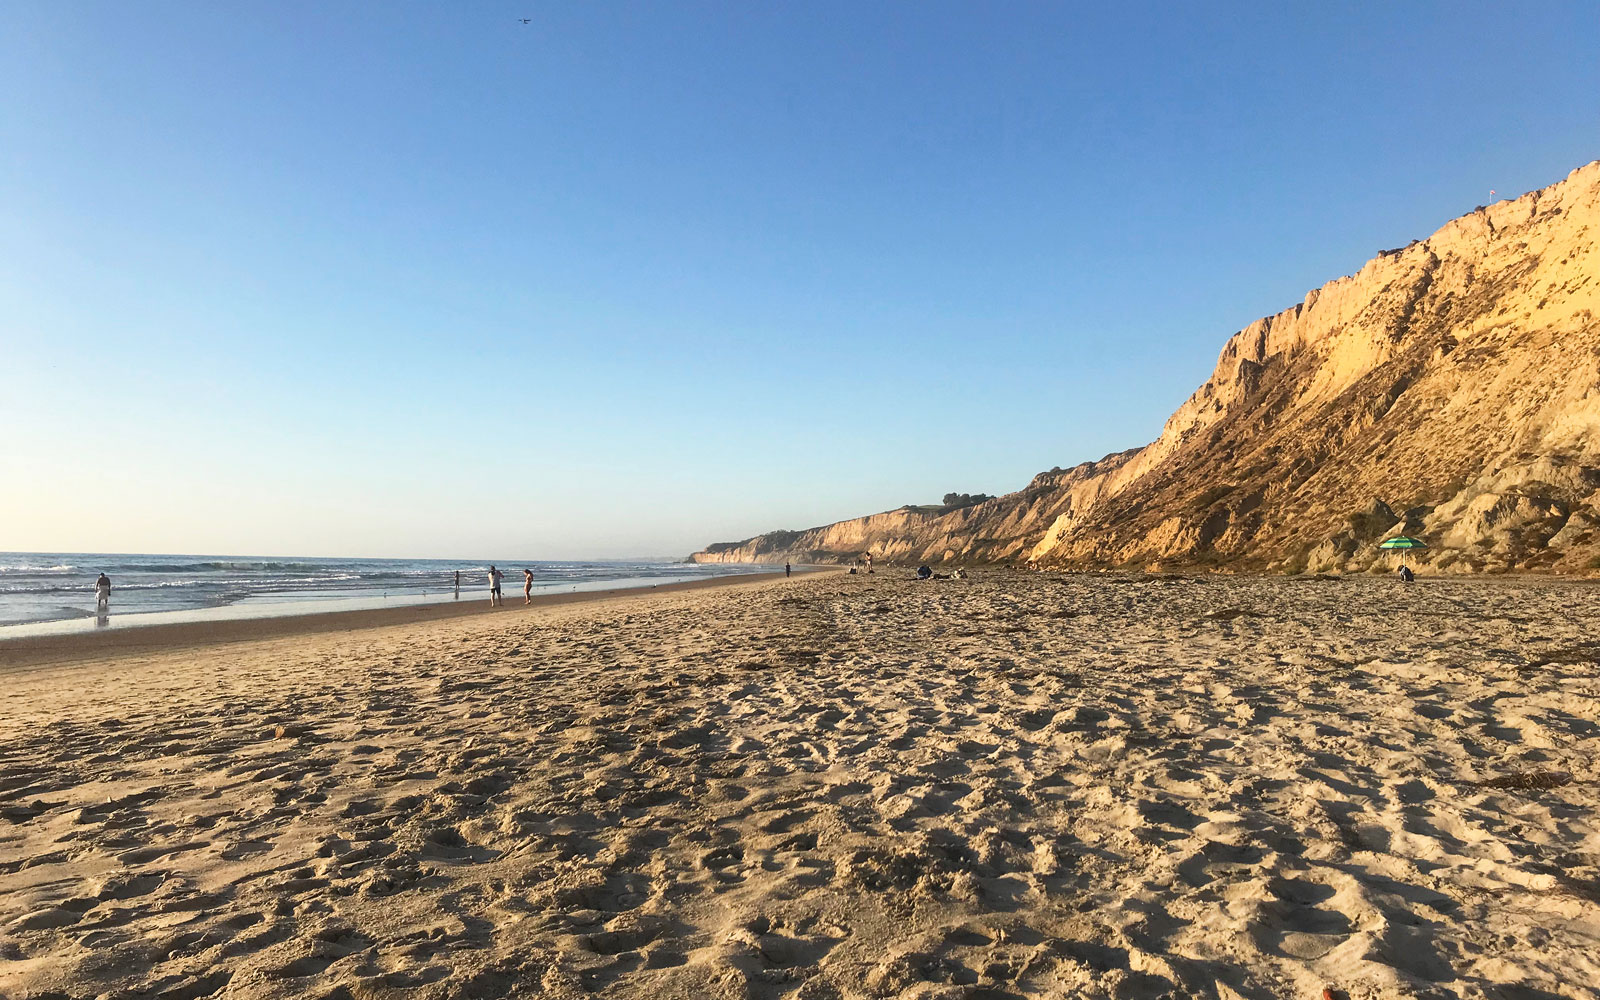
[0,563,75,573]
[91,561,343,573]
[1,580,212,595]
[0,573,377,595]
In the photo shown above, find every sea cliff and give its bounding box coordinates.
[695,161,1600,574]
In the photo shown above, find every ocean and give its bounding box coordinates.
[0,552,776,635]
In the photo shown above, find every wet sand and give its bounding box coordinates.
[2,570,1597,999]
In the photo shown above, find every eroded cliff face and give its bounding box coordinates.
[694,161,1600,574]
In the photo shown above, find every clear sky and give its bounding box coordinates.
[2,2,1596,560]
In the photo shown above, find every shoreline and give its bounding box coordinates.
[0,566,832,672]
[0,558,784,640]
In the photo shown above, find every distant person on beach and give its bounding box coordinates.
[454,570,460,599]
[523,568,534,603]
[785,562,792,578]
[95,573,111,610]
[1397,564,1415,583]
[865,553,873,574]
[488,565,504,606]
[916,565,932,580]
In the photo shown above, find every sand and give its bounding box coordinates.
[2,570,1597,1000]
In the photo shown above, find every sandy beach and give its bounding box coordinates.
[3,570,1597,1000]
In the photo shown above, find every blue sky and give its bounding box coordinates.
[2,2,1596,559]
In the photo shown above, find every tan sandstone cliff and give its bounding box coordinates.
[694,161,1600,574]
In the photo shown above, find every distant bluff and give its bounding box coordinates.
[694,161,1600,574]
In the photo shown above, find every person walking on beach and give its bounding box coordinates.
[785,562,792,578]
[95,573,111,610]
[488,565,504,606]
[523,568,534,604]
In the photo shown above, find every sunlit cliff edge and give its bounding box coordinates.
[694,161,1600,574]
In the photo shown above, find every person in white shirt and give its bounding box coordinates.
[488,565,504,606]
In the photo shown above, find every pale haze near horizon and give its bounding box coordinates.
[3,2,1596,561]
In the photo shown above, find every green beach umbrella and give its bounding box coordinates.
[1379,535,1428,568]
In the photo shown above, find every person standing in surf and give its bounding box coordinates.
[523,568,534,604]
[95,573,111,610]
[488,565,504,606]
